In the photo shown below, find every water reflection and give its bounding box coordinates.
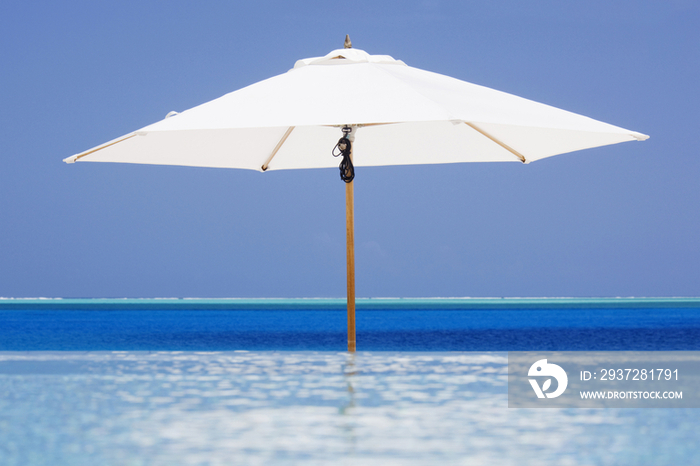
[340,352,358,455]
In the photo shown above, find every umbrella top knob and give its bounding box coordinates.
[344,35,352,49]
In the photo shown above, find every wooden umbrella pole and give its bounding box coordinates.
[346,150,356,352]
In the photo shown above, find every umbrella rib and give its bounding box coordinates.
[464,122,527,163]
[68,134,138,163]
[261,126,295,171]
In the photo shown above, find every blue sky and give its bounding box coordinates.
[0,1,698,298]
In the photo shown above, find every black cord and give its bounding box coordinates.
[332,126,355,183]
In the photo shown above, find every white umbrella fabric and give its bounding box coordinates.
[65,38,648,351]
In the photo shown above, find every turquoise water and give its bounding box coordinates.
[0,298,698,464]
[3,297,699,310]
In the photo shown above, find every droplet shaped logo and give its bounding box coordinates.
[528,359,568,399]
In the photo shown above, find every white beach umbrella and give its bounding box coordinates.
[65,37,648,351]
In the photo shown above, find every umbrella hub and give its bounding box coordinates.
[332,126,355,183]
[293,48,406,69]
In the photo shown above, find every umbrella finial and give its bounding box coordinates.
[344,35,352,49]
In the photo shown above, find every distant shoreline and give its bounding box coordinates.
[1,297,699,310]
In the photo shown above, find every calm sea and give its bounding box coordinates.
[1,297,699,351]
[1,298,698,465]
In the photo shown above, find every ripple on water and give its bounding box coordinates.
[0,351,697,465]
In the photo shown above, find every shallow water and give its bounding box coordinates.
[0,351,697,465]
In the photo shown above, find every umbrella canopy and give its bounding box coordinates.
[64,46,647,169]
[64,40,648,352]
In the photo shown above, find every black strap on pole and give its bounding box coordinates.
[332,126,355,183]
